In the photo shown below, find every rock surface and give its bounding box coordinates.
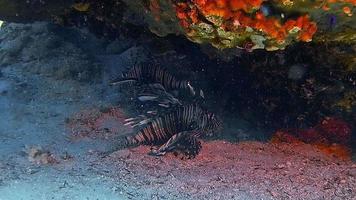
[1,0,355,50]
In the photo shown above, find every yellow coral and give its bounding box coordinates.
[72,3,91,12]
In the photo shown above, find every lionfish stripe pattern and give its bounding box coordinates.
[112,64,193,92]
[125,104,221,149]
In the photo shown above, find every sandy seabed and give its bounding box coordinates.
[94,140,356,200]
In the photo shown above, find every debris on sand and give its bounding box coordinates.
[25,146,59,165]
[60,151,74,161]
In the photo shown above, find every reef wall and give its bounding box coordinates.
[0,0,355,51]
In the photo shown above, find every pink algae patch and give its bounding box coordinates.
[66,107,132,140]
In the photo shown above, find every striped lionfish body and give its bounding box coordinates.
[112,64,196,95]
[125,104,222,158]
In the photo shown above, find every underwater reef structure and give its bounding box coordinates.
[0,1,354,157]
[110,0,355,51]
[173,0,318,51]
[119,0,356,50]
[0,0,355,50]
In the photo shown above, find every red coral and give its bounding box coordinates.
[314,143,352,160]
[174,0,317,44]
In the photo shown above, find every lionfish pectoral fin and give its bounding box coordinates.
[110,78,137,86]
[173,134,202,159]
[148,147,167,156]
[146,110,157,115]
[137,119,151,126]
[158,103,170,108]
[149,83,165,90]
[124,121,135,126]
[199,89,205,98]
[138,95,158,102]
[124,118,135,122]
[187,82,196,96]
[149,131,192,156]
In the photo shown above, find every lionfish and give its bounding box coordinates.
[125,104,222,159]
[111,64,197,96]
